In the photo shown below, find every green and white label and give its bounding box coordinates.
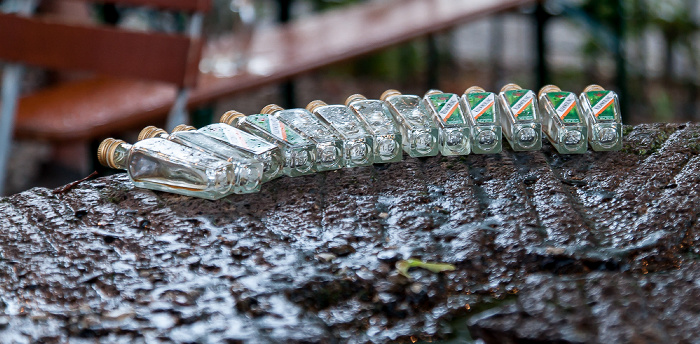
[585,90,616,121]
[468,92,495,123]
[546,92,581,123]
[248,114,308,145]
[504,90,535,121]
[428,94,465,125]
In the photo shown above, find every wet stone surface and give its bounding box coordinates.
[1,122,699,343]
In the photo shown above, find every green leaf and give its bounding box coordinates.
[395,258,455,279]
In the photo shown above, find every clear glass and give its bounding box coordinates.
[161,131,264,193]
[347,99,403,163]
[193,123,285,182]
[116,138,241,200]
[231,114,316,176]
[383,94,439,157]
[311,105,374,167]
[460,91,502,154]
[497,89,542,151]
[579,90,623,151]
[539,90,588,154]
[272,109,344,171]
[199,0,257,77]
[423,92,471,156]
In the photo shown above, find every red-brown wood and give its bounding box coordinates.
[71,0,211,12]
[14,0,538,142]
[0,13,201,87]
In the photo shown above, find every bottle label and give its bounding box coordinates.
[467,92,495,123]
[546,92,581,123]
[248,114,308,145]
[224,127,275,154]
[428,94,465,125]
[586,90,616,120]
[504,90,535,121]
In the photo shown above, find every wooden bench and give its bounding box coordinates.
[11,0,538,141]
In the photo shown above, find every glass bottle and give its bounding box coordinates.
[497,83,542,151]
[172,124,284,182]
[423,89,471,155]
[380,89,439,157]
[538,85,588,154]
[306,100,374,167]
[97,137,257,199]
[138,125,276,187]
[459,86,502,154]
[345,94,403,163]
[578,84,623,151]
[220,110,316,177]
[261,104,344,172]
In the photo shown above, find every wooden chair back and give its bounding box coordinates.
[0,0,210,87]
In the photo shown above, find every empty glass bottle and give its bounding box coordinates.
[345,94,403,163]
[423,89,471,155]
[538,85,588,154]
[579,84,622,151]
[497,83,542,151]
[97,137,259,199]
[380,89,439,157]
[459,86,502,154]
[261,104,344,172]
[220,110,316,177]
[139,124,279,185]
[306,100,374,167]
[177,123,285,182]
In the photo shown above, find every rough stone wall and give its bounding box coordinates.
[0,123,698,343]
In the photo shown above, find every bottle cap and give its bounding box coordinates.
[261,104,284,115]
[464,86,486,94]
[172,124,196,133]
[500,83,522,92]
[345,94,367,106]
[138,126,167,141]
[538,85,562,98]
[97,138,125,169]
[583,84,605,92]
[424,89,442,96]
[380,89,402,101]
[306,100,328,113]
[220,110,245,125]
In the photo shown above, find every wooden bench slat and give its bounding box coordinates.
[14,77,176,141]
[0,13,201,87]
[71,0,211,12]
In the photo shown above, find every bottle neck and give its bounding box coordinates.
[112,143,132,170]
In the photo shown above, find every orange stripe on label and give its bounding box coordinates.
[595,98,615,117]
[474,102,493,120]
[559,101,576,120]
[515,99,533,117]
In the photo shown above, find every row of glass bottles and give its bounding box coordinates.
[97,84,622,199]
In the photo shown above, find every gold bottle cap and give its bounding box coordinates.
[306,100,328,113]
[424,89,442,96]
[138,126,167,141]
[380,89,402,101]
[261,104,284,115]
[464,86,486,94]
[538,84,562,98]
[583,84,606,92]
[345,94,367,106]
[500,83,522,92]
[220,110,245,125]
[97,138,125,169]
[172,124,196,133]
